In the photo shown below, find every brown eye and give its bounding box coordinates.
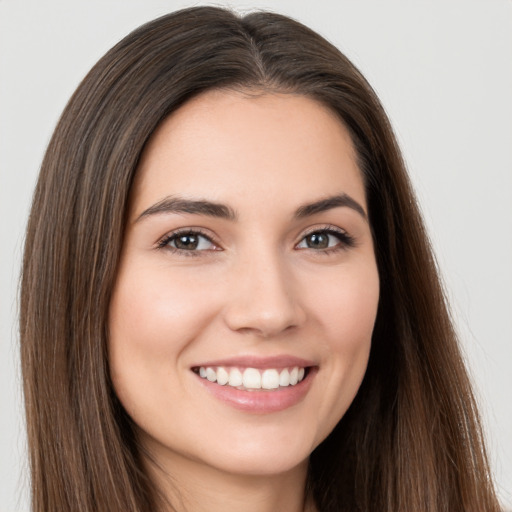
[304,232,329,249]
[174,234,200,250]
[159,231,216,252]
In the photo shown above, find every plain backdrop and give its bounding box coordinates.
[1,1,511,510]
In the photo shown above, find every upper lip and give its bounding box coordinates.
[192,355,317,369]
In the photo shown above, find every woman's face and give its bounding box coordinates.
[109,90,379,478]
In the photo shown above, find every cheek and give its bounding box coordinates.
[304,262,379,432]
[109,264,217,355]
[107,263,219,413]
[308,260,379,346]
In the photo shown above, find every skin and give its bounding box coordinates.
[109,90,380,512]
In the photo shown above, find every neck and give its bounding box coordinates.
[144,449,315,512]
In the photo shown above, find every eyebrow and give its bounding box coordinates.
[294,194,367,220]
[136,196,237,222]
[135,193,367,223]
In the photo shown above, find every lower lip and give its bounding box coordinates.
[195,368,317,413]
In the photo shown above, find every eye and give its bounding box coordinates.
[158,230,217,252]
[296,228,355,251]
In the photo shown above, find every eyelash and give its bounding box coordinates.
[156,225,356,256]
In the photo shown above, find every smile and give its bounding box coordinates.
[195,366,307,390]
[191,356,317,413]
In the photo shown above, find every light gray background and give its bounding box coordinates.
[1,1,511,510]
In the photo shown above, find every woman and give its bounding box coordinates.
[20,6,501,511]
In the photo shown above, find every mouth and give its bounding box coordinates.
[191,357,317,413]
[192,365,309,391]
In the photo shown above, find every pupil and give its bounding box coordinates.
[176,234,198,250]
[307,233,328,249]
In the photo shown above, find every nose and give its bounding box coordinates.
[222,250,306,338]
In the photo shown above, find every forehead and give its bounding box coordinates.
[131,90,366,218]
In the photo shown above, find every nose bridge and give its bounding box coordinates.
[223,243,305,337]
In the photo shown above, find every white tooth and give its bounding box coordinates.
[206,367,217,382]
[243,368,261,389]
[228,368,243,387]
[199,367,206,378]
[289,367,299,385]
[279,368,290,387]
[298,367,305,382]
[261,369,279,389]
[216,367,229,385]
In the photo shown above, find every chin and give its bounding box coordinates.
[206,446,311,477]
[195,422,320,477]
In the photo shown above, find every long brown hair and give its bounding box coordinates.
[20,6,500,511]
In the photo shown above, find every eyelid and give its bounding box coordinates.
[299,224,347,238]
[297,224,350,242]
